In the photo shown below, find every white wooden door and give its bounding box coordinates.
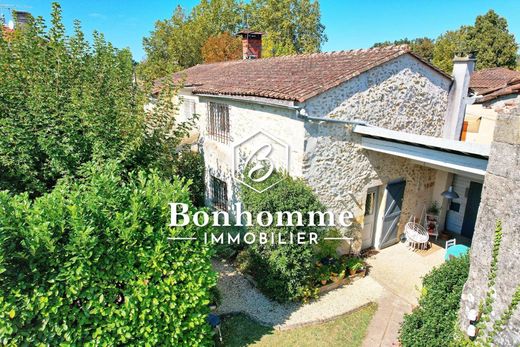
[362,187,378,249]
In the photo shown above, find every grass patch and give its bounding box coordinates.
[217,303,377,347]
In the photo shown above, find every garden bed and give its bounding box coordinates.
[318,269,367,295]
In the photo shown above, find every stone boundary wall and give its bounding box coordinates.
[459,105,520,346]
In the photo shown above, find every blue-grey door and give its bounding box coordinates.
[461,181,482,239]
[379,180,406,249]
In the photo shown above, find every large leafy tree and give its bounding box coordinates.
[432,10,517,72]
[246,0,326,57]
[138,0,327,81]
[372,10,518,73]
[139,0,243,83]
[466,10,518,70]
[431,28,470,73]
[0,3,193,197]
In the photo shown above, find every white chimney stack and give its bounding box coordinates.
[443,55,476,140]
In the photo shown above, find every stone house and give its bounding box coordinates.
[157,33,489,252]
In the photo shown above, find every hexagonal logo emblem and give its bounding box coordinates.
[232,130,290,193]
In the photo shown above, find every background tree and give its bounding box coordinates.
[466,10,518,70]
[139,0,243,83]
[246,0,326,57]
[372,37,435,62]
[431,28,470,73]
[373,10,518,73]
[432,10,517,72]
[201,32,242,63]
[138,0,327,81]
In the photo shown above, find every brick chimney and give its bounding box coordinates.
[14,11,31,27]
[237,30,263,59]
[443,54,476,140]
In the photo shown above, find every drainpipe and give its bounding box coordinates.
[296,108,369,126]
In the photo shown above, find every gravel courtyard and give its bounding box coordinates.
[212,259,384,330]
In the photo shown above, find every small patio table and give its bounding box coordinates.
[445,244,470,261]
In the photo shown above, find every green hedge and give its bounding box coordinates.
[399,255,470,347]
[240,171,327,302]
[0,162,216,345]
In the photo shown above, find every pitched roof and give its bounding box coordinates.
[469,67,520,103]
[470,67,520,94]
[154,45,451,103]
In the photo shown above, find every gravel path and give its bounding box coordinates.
[212,259,384,330]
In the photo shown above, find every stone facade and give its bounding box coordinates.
[194,96,306,214]
[459,105,520,346]
[302,54,451,250]
[181,53,452,249]
[304,54,451,136]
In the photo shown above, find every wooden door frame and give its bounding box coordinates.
[362,186,380,250]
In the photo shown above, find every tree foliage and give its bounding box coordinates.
[431,29,470,73]
[246,0,326,58]
[138,0,327,81]
[373,10,518,73]
[0,161,216,345]
[373,37,435,62]
[0,3,195,197]
[433,10,517,72]
[201,32,242,63]
[467,10,518,70]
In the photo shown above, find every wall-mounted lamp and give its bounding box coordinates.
[441,186,459,200]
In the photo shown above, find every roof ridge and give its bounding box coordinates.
[155,44,448,102]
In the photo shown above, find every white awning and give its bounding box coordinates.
[354,126,489,179]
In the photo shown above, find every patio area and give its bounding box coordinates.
[361,241,446,346]
[365,241,445,306]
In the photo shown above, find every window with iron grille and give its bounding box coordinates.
[207,102,230,143]
[211,176,228,210]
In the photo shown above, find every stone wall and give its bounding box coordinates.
[459,105,520,346]
[302,54,451,250]
[302,122,437,250]
[193,96,306,214]
[304,54,451,136]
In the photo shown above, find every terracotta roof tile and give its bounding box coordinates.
[154,45,450,102]
[470,67,520,94]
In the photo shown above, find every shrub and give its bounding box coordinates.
[240,170,327,302]
[0,162,216,346]
[399,255,470,347]
[174,151,205,207]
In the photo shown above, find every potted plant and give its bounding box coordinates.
[427,201,440,216]
[318,272,329,285]
[346,258,363,276]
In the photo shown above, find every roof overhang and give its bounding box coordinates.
[195,92,300,109]
[354,125,489,180]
